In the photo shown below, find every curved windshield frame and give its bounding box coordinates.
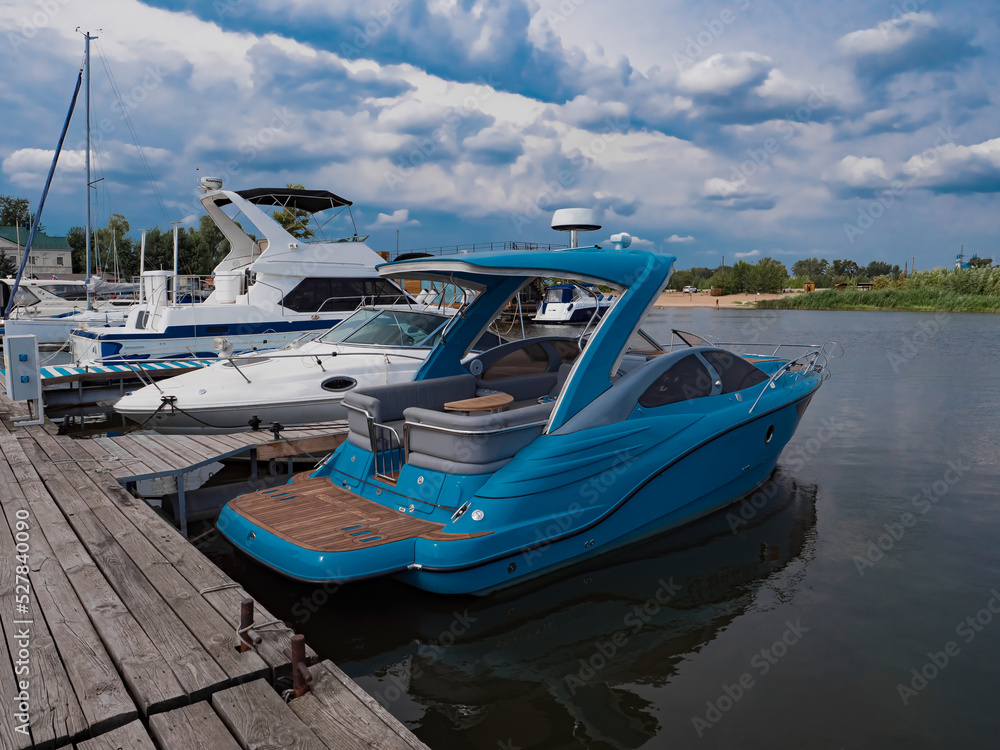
[319,308,449,347]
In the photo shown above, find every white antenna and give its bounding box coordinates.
[551,208,601,249]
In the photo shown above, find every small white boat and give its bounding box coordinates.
[1,280,130,343]
[533,282,615,324]
[113,305,502,434]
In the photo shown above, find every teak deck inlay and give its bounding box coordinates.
[229,476,489,552]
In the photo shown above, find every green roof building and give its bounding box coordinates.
[0,227,72,278]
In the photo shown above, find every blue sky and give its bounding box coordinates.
[1,0,998,269]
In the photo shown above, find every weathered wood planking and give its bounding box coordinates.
[292,661,431,750]
[20,427,233,700]
[42,433,271,685]
[0,432,186,716]
[0,458,137,737]
[149,702,243,750]
[0,458,90,749]
[213,679,326,750]
[77,458,315,676]
[256,433,347,461]
[74,718,157,750]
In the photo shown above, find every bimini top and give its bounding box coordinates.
[377,249,674,291]
[378,248,677,431]
[215,187,352,212]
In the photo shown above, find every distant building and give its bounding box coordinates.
[0,227,72,278]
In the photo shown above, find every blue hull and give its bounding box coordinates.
[217,389,816,595]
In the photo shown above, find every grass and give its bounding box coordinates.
[755,288,1000,313]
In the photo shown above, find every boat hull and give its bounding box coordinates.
[217,389,816,595]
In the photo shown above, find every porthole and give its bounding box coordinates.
[765,424,775,444]
[321,376,357,392]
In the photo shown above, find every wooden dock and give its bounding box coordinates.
[0,394,430,750]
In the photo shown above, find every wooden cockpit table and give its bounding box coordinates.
[443,392,513,414]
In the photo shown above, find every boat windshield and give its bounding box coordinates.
[10,287,42,308]
[319,309,448,347]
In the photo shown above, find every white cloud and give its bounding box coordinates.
[903,137,1000,193]
[837,12,937,58]
[734,249,761,258]
[825,155,888,188]
[371,209,420,228]
[666,234,694,243]
[677,52,772,96]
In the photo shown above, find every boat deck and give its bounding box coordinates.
[0,394,429,749]
[229,475,489,552]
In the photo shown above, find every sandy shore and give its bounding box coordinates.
[654,291,798,309]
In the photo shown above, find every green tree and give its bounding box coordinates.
[0,195,41,232]
[669,269,694,291]
[186,214,230,275]
[830,259,860,278]
[864,260,895,278]
[0,250,16,277]
[66,226,86,273]
[271,183,315,239]
[707,270,737,294]
[754,257,789,293]
[792,258,829,285]
[968,256,993,268]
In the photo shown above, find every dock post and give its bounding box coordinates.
[287,456,294,476]
[238,598,262,652]
[250,446,258,480]
[287,634,312,698]
[177,472,188,538]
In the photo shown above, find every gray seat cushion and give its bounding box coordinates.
[404,402,553,473]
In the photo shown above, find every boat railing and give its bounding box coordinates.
[747,342,839,414]
[393,240,567,259]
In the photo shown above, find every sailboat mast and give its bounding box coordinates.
[84,31,95,310]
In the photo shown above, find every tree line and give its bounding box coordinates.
[670,255,994,295]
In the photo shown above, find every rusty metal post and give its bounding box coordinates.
[239,598,261,652]
[283,633,312,698]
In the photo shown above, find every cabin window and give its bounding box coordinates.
[638,354,714,408]
[135,311,148,330]
[482,342,550,380]
[551,339,581,363]
[281,278,405,313]
[701,350,769,393]
[545,287,572,303]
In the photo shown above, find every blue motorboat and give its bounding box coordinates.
[217,234,832,594]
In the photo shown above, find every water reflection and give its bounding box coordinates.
[209,468,818,750]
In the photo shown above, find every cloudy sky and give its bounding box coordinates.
[1,0,997,268]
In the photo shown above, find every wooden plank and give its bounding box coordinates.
[0,456,105,748]
[256,434,347,461]
[0,435,185,716]
[18,430,230,701]
[138,434,208,470]
[183,434,252,453]
[58,442,315,675]
[288,662,421,750]
[104,435,177,474]
[149,702,243,750]
[1,469,137,735]
[86,437,152,477]
[212,679,325,750]
[306,660,430,750]
[75,719,157,750]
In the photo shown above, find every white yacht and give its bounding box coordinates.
[68,182,408,364]
[532,282,615,324]
[113,305,503,434]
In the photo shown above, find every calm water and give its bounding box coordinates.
[203,308,1000,749]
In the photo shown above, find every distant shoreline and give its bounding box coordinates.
[655,288,1000,313]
